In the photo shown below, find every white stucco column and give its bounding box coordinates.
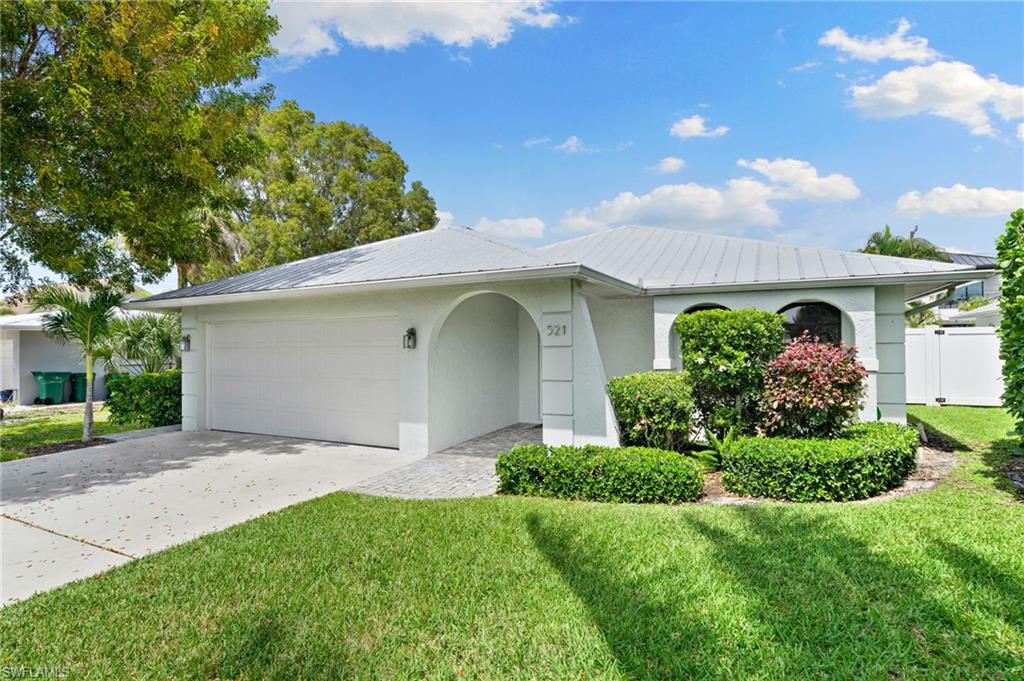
[875,285,907,422]
[180,308,207,432]
[539,280,575,445]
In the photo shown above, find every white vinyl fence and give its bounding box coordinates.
[906,327,1004,407]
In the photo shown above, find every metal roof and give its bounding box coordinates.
[136,224,987,307]
[946,252,996,268]
[541,225,977,290]
[141,228,575,303]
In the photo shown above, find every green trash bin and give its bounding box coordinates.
[70,372,88,402]
[31,371,71,405]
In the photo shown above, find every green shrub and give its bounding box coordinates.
[107,369,182,427]
[998,208,1024,437]
[496,444,705,504]
[607,371,695,451]
[674,308,786,435]
[720,422,918,502]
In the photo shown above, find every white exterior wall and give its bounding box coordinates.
[179,278,618,455]
[14,331,105,405]
[429,293,522,452]
[652,286,886,422]
[0,328,19,399]
[586,295,654,378]
[517,307,541,423]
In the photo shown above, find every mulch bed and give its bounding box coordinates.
[24,437,115,458]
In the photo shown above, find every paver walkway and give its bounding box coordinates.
[347,423,542,499]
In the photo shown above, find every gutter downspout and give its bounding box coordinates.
[905,285,957,318]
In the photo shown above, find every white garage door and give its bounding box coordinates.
[209,316,400,447]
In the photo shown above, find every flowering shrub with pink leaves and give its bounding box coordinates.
[759,333,867,438]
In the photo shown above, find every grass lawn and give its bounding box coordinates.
[0,406,139,462]
[1,406,1021,679]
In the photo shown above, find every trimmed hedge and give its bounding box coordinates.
[107,369,182,427]
[496,444,705,504]
[720,422,919,502]
[608,371,695,451]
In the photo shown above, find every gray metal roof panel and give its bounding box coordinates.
[143,228,574,302]
[144,224,986,304]
[540,225,977,288]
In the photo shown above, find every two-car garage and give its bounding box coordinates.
[207,316,400,448]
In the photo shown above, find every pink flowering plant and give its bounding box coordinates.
[758,332,867,438]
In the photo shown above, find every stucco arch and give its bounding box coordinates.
[428,291,542,452]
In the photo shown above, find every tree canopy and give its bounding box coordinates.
[860,226,950,262]
[1,0,278,293]
[997,209,1024,437]
[198,101,438,282]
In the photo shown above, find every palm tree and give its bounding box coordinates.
[861,226,950,262]
[30,286,127,442]
[101,314,182,373]
[175,202,240,288]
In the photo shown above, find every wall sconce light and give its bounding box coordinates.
[180,334,192,353]
[402,327,417,349]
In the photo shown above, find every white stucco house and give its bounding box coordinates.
[0,312,111,405]
[130,226,993,456]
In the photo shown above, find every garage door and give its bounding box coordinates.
[208,316,400,447]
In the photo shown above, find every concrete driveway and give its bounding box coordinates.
[1,431,423,605]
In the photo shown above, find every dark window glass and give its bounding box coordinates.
[684,304,729,313]
[779,303,842,345]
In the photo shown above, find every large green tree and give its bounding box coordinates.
[860,226,950,261]
[0,0,278,293]
[200,101,438,280]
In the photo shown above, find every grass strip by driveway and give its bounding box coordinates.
[0,408,139,462]
[1,406,1022,679]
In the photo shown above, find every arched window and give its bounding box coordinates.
[683,303,729,313]
[778,302,842,344]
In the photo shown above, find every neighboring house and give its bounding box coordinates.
[0,308,148,405]
[0,312,111,405]
[130,226,991,455]
[937,251,999,321]
[942,301,1001,327]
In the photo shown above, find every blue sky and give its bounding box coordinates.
[71,2,1024,293]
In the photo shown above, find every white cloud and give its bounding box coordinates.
[849,60,1024,136]
[896,184,1024,216]
[271,1,561,60]
[562,158,859,233]
[523,136,550,148]
[819,18,939,63]
[436,210,456,229]
[789,61,820,72]
[474,216,546,239]
[651,156,686,174]
[555,135,593,153]
[737,158,861,201]
[1018,122,1024,141]
[669,115,729,139]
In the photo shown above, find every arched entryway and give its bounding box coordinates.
[428,292,543,453]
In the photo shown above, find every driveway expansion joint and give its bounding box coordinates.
[1,513,137,559]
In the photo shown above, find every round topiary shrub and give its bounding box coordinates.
[608,371,695,451]
[758,332,867,438]
[720,422,918,502]
[496,444,705,504]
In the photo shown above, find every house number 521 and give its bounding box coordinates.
[546,324,567,336]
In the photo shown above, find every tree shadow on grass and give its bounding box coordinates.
[907,413,971,452]
[928,539,1024,635]
[528,506,1022,679]
[979,438,1024,499]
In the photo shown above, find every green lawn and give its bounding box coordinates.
[1,406,1021,679]
[0,407,139,462]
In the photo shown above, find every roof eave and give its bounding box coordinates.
[127,263,640,310]
[642,268,992,299]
